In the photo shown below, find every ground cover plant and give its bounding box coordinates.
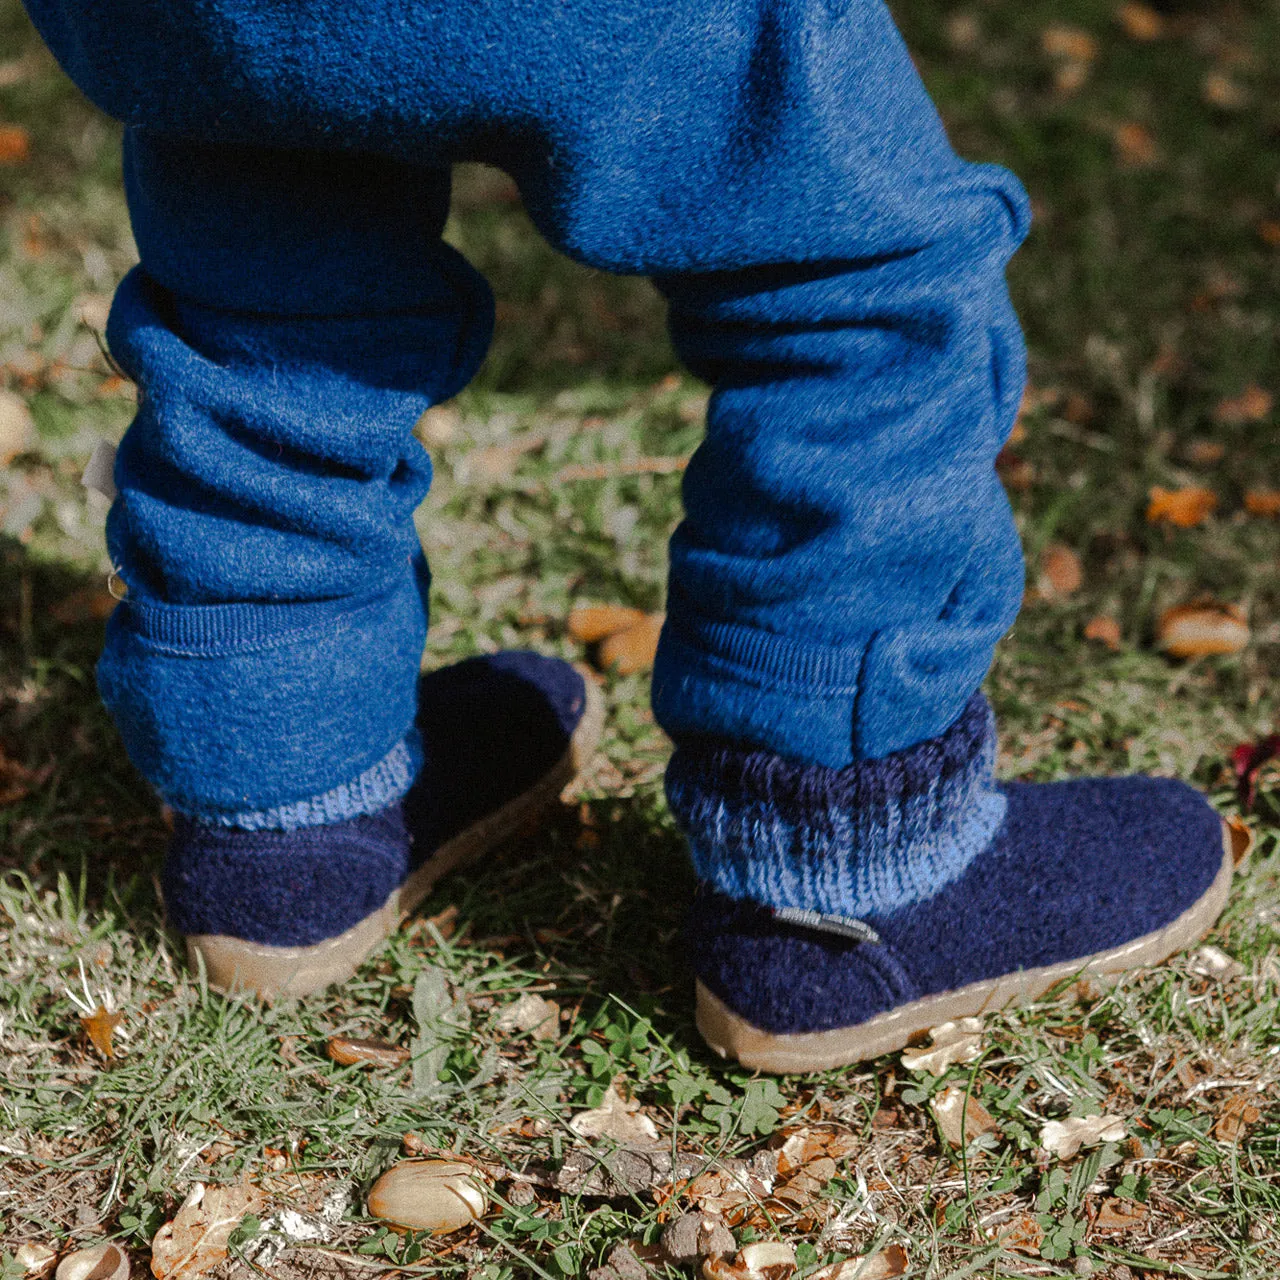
[2,0,1280,1276]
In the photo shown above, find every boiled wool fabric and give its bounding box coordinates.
[164,652,586,945]
[666,692,1005,917]
[26,0,1030,819]
[690,774,1225,1035]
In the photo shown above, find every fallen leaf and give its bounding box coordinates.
[49,587,118,625]
[1184,439,1225,466]
[1039,1114,1126,1159]
[809,1246,908,1280]
[702,1242,797,1280]
[1214,385,1273,425]
[0,388,35,464]
[15,1244,57,1279]
[1146,486,1217,528]
[1158,602,1249,658]
[1039,544,1083,597]
[570,1077,661,1146]
[597,613,664,675]
[1041,25,1098,61]
[0,749,44,807]
[150,1183,263,1279]
[660,1212,736,1267]
[325,1036,410,1068]
[80,1006,124,1060]
[1232,736,1280,812]
[773,1126,857,1175]
[1225,814,1255,865]
[495,992,560,1040]
[1116,2,1163,40]
[686,1162,775,1222]
[986,1214,1043,1255]
[1244,490,1280,518]
[1213,1094,1261,1143]
[931,1086,997,1147]
[0,123,31,164]
[367,1159,487,1234]
[1203,71,1247,111]
[567,604,646,643]
[1114,122,1159,167]
[1189,944,1244,981]
[1083,615,1122,651]
[995,447,1036,491]
[1094,1198,1148,1231]
[901,1018,984,1074]
[767,1156,838,1227]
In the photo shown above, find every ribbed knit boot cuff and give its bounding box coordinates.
[664,693,1006,918]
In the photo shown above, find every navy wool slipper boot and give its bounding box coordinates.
[163,652,604,997]
[667,695,1235,1072]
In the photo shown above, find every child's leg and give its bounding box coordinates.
[98,137,601,991]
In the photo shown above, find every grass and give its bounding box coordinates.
[2,0,1280,1276]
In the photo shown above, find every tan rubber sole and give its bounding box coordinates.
[696,826,1238,1073]
[186,676,606,999]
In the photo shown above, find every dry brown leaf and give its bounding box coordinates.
[1094,1198,1148,1231]
[0,388,35,464]
[1146,486,1218,528]
[80,1006,124,1060]
[901,1018,984,1074]
[49,587,119,626]
[986,1214,1043,1255]
[1226,815,1255,866]
[809,1245,908,1280]
[495,991,560,1040]
[1214,385,1273,425]
[1083,615,1122,651]
[1114,122,1159,167]
[1214,1094,1261,1143]
[1185,439,1226,466]
[0,124,31,165]
[1116,3,1163,40]
[326,1035,410,1068]
[569,1077,660,1146]
[1039,544,1083,597]
[702,1242,797,1280]
[1039,1114,1126,1159]
[686,1165,773,1223]
[1041,26,1098,61]
[150,1183,263,1279]
[1158,602,1249,658]
[768,1156,837,1221]
[1244,490,1280,518]
[567,604,647,643]
[773,1126,857,1175]
[1203,71,1248,111]
[931,1086,997,1147]
[598,613,664,675]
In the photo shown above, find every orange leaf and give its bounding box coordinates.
[1094,1198,1149,1230]
[597,613,664,675]
[1214,384,1273,425]
[0,124,31,165]
[567,604,646,643]
[1114,122,1159,167]
[1041,26,1098,61]
[1214,1094,1261,1143]
[1157,602,1249,658]
[1083,615,1122,651]
[1039,544,1083,597]
[1116,3,1163,40]
[1146,485,1217,528]
[1244,490,1280,518]
[151,1183,263,1279]
[81,1005,124,1059]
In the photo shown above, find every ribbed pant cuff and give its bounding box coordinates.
[183,730,422,831]
[664,693,1005,917]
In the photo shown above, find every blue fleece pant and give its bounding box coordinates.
[24,0,1030,826]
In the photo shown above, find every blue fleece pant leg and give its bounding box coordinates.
[98,142,493,823]
[26,0,1029,788]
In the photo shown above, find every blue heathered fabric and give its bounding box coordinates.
[24,0,1030,821]
[164,652,586,946]
[666,693,1007,918]
[690,775,1226,1035]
